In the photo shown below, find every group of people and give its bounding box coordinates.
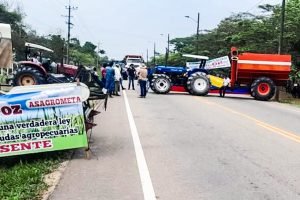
[100,62,148,98]
[100,62,124,97]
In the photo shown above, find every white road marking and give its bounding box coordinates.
[123,91,156,200]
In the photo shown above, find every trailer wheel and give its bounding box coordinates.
[251,77,275,101]
[150,74,171,94]
[13,65,46,86]
[187,72,210,96]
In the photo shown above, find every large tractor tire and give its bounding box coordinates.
[251,77,276,101]
[187,72,210,96]
[150,74,171,94]
[13,65,46,86]
[149,74,157,91]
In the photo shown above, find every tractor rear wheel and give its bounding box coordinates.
[251,77,275,101]
[13,65,46,86]
[149,75,157,91]
[187,72,210,96]
[150,74,171,94]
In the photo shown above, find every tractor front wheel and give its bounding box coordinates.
[251,77,275,101]
[13,65,46,86]
[187,72,210,96]
[150,74,171,94]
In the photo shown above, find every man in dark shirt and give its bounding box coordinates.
[127,64,136,90]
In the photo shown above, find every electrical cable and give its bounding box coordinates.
[245,0,266,13]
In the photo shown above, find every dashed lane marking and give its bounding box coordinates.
[197,97,300,144]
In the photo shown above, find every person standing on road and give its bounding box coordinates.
[219,75,231,97]
[91,66,104,88]
[113,64,122,96]
[105,62,115,98]
[119,65,126,90]
[138,64,148,98]
[101,63,107,86]
[127,64,136,90]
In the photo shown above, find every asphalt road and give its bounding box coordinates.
[50,86,300,200]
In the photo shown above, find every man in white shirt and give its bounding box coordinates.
[137,64,148,98]
[113,64,122,96]
[219,75,231,97]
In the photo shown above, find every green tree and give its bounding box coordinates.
[48,35,64,62]
[0,3,22,26]
[81,41,97,54]
[0,2,26,61]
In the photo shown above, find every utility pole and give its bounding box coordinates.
[146,49,149,66]
[167,33,170,54]
[196,12,200,55]
[153,43,156,66]
[65,0,77,64]
[96,42,100,67]
[185,12,200,55]
[278,0,286,55]
[276,0,286,101]
[160,33,170,66]
[166,34,170,66]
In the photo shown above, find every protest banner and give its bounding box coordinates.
[205,56,231,70]
[0,84,89,157]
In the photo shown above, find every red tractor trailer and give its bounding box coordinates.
[165,47,291,101]
[229,47,291,100]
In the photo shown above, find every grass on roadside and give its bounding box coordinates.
[279,98,300,107]
[0,151,69,200]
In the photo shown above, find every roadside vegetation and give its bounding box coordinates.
[280,98,300,106]
[0,152,68,200]
[0,2,86,200]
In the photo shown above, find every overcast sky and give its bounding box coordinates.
[10,0,280,60]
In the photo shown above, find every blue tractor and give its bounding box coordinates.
[149,55,210,95]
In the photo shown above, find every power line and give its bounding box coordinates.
[63,0,77,64]
[245,0,265,13]
[73,14,97,42]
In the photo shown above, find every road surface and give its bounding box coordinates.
[50,88,300,200]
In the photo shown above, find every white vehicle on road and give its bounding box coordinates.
[124,55,144,70]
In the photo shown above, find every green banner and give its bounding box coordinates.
[0,86,88,157]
